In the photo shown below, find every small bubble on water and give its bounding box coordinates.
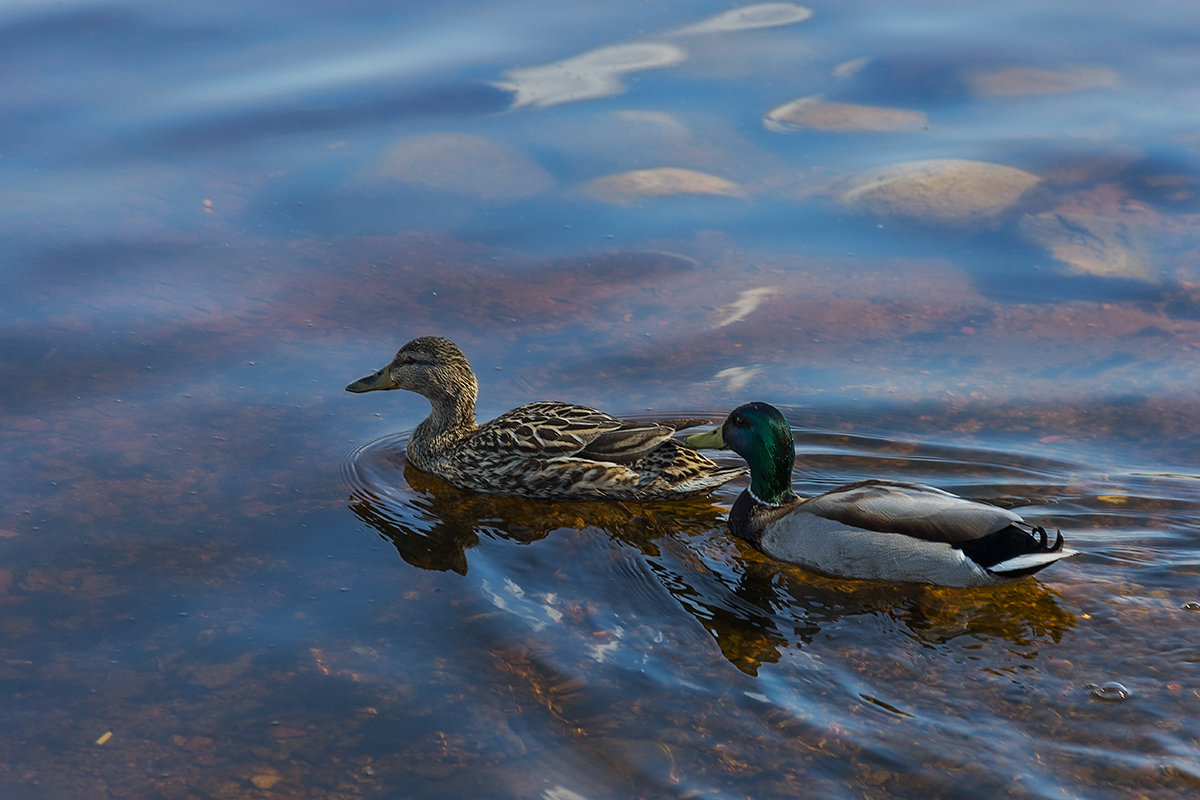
[1087,681,1131,701]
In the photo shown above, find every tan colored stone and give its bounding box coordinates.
[250,774,282,790]
[579,167,746,204]
[838,159,1042,230]
[968,66,1118,97]
[765,97,926,133]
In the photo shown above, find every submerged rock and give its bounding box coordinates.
[967,66,1119,97]
[579,167,747,204]
[1018,209,1157,282]
[764,96,926,133]
[371,132,555,201]
[838,159,1042,230]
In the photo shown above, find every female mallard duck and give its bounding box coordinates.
[686,402,1076,587]
[346,337,746,500]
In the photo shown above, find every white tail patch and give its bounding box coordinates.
[990,548,1078,574]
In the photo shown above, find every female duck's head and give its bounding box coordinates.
[687,402,796,505]
[346,336,479,407]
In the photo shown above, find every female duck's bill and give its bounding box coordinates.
[345,367,397,393]
[686,401,1076,587]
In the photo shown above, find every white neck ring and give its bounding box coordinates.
[748,488,785,507]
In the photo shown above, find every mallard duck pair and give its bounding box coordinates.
[348,339,1075,586]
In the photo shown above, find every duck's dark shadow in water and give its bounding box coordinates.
[697,553,1077,675]
[343,433,728,573]
[344,433,1076,676]
[349,459,728,573]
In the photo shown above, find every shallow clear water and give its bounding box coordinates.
[3,1,1200,798]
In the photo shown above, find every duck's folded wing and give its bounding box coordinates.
[480,404,714,463]
[482,401,663,460]
[799,479,1023,543]
[581,416,717,463]
[578,421,682,463]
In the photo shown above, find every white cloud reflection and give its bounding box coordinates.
[494,3,813,109]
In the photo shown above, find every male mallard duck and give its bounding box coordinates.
[346,337,746,500]
[686,402,1076,587]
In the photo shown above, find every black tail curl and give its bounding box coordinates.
[1028,523,1066,553]
[953,522,1065,576]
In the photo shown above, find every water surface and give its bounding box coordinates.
[2,1,1200,798]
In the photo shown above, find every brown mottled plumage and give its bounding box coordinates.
[346,337,745,499]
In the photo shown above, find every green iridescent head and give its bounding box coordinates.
[686,402,796,505]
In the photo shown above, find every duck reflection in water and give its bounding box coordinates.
[701,553,1077,675]
[348,456,729,575]
[346,444,1075,676]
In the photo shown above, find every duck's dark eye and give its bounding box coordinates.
[732,413,746,428]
